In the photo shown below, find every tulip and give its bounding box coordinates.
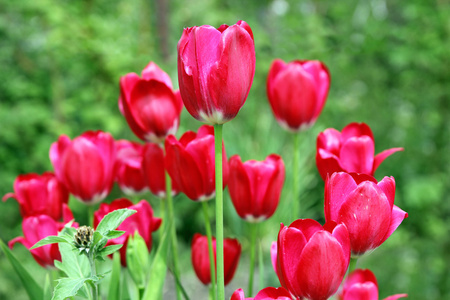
[339,269,408,300]
[119,61,183,143]
[266,59,330,132]
[191,233,241,286]
[115,140,147,195]
[316,122,403,180]
[93,198,161,266]
[276,219,350,300]
[142,142,179,198]
[325,172,408,256]
[231,287,292,300]
[177,20,255,124]
[165,125,229,201]
[49,130,116,204]
[9,206,76,268]
[228,154,285,222]
[2,172,69,220]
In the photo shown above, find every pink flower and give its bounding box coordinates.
[339,269,408,300]
[316,122,403,180]
[115,140,147,195]
[119,61,183,143]
[49,130,116,204]
[191,233,241,286]
[142,142,179,198]
[267,59,330,132]
[165,125,229,201]
[276,219,350,300]
[231,287,292,300]
[228,154,285,222]
[2,172,68,220]
[177,20,255,124]
[93,198,162,266]
[9,206,76,268]
[325,172,408,256]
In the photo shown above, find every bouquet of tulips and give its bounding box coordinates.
[2,20,408,300]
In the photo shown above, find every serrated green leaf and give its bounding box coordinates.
[55,243,90,279]
[93,231,104,244]
[104,230,126,240]
[30,236,71,249]
[52,276,102,300]
[97,244,123,257]
[108,252,121,300]
[96,209,137,236]
[0,239,43,300]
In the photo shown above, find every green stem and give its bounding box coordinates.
[214,124,224,300]
[247,223,258,297]
[347,257,358,276]
[88,205,94,228]
[166,171,182,300]
[258,241,264,291]
[202,201,216,300]
[292,132,300,221]
[88,251,98,300]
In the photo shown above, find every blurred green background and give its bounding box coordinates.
[1,0,449,299]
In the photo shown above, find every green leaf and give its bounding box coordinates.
[30,236,71,249]
[97,244,123,257]
[43,273,52,300]
[0,239,43,300]
[55,242,90,280]
[108,252,121,300]
[104,230,126,240]
[52,276,102,300]
[127,233,149,289]
[96,209,137,236]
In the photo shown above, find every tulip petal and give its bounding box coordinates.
[317,128,341,155]
[316,150,343,181]
[301,60,330,121]
[230,288,245,300]
[341,122,374,142]
[344,282,379,300]
[373,147,404,173]
[377,176,396,210]
[380,205,408,245]
[339,136,375,174]
[254,287,292,299]
[141,61,173,89]
[228,155,253,219]
[270,241,278,276]
[383,294,408,300]
[267,59,287,103]
[325,172,358,222]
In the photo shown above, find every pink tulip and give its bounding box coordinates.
[177,20,255,124]
[165,125,229,201]
[228,154,285,222]
[231,287,292,300]
[339,269,408,300]
[267,59,330,132]
[119,61,183,143]
[142,142,179,198]
[93,198,162,266]
[276,219,350,300]
[9,206,76,268]
[115,140,147,195]
[316,122,403,180]
[49,130,116,204]
[325,172,408,256]
[191,233,241,286]
[2,172,68,220]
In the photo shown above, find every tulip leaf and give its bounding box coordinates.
[96,209,137,236]
[30,235,72,249]
[0,239,43,300]
[108,252,122,300]
[127,233,149,289]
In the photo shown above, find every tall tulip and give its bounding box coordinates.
[267,59,330,132]
[339,269,408,300]
[93,198,162,266]
[325,172,408,256]
[231,287,292,300]
[276,219,350,300]
[165,125,229,201]
[191,233,241,286]
[119,61,183,143]
[316,122,403,180]
[228,154,285,222]
[177,20,255,124]
[2,172,68,220]
[49,130,116,204]
[115,140,147,195]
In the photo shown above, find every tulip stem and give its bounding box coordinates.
[214,124,225,300]
[347,257,358,276]
[292,132,300,221]
[88,205,94,227]
[258,241,264,291]
[166,171,182,300]
[202,201,216,300]
[247,223,258,297]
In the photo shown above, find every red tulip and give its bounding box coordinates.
[93,198,162,266]
[177,20,255,124]
[231,287,292,300]
[165,125,229,201]
[339,269,408,300]
[142,142,179,198]
[191,233,241,286]
[115,140,147,195]
[119,61,183,143]
[50,130,116,204]
[2,172,68,220]
[228,154,285,222]
[9,206,76,268]
[267,59,330,132]
[325,172,408,256]
[316,122,403,180]
[276,219,350,300]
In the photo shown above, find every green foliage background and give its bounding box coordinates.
[0,0,449,299]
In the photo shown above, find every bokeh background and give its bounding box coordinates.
[1,0,449,299]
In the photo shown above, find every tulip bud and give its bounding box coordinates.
[126,233,150,289]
